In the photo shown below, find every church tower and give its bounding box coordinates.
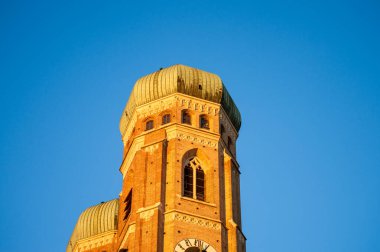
[67,64,246,252]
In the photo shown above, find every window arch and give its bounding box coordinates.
[181,110,191,125]
[183,157,205,201]
[199,115,209,129]
[145,120,154,131]
[162,114,171,125]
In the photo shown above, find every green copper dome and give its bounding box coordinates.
[120,64,241,133]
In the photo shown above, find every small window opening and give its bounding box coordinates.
[145,120,154,131]
[162,114,171,125]
[200,115,209,129]
[123,190,132,220]
[182,110,191,125]
[198,84,202,90]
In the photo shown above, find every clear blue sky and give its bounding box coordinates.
[0,1,379,251]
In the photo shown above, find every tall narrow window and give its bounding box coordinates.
[199,115,209,129]
[123,190,132,221]
[145,120,154,131]
[182,110,191,125]
[183,164,193,197]
[196,167,205,200]
[162,114,171,125]
[183,157,205,201]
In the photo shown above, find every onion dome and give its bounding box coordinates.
[119,64,241,133]
[66,199,118,252]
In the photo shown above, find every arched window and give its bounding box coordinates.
[183,157,205,201]
[145,120,154,131]
[182,110,191,125]
[162,114,171,125]
[199,115,209,129]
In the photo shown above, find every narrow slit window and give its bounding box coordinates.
[184,164,193,197]
[145,120,154,131]
[196,167,205,200]
[123,190,132,221]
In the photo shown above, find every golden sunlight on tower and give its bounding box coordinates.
[67,64,246,252]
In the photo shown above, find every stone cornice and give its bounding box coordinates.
[119,135,145,178]
[120,93,223,145]
[164,210,222,231]
[72,230,116,252]
[119,223,136,249]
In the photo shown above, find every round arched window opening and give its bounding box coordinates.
[145,120,154,131]
[199,115,209,129]
[182,110,191,125]
[162,114,171,125]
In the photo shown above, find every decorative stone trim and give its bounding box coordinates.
[143,143,159,154]
[120,136,144,178]
[166,126,219,148]
[119,223,136,248]
[137,202,162,213]
[137,202,162,220]
[165,211,221,230]
[73,230,116,252]
[219,108,238,138]
[121,111,138,143]
[121,93,222,144]
[176,132,218,148]
[175,95,220,115]
[138,97,176,118]
[140,209,155,220]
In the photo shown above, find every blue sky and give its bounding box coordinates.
[0,1,379,251]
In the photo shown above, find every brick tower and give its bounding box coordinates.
[67,64,246,252]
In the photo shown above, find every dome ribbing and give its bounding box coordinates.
[66,199,118,252]
[119,64,241,134]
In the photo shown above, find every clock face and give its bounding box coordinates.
[174,238,216,252]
